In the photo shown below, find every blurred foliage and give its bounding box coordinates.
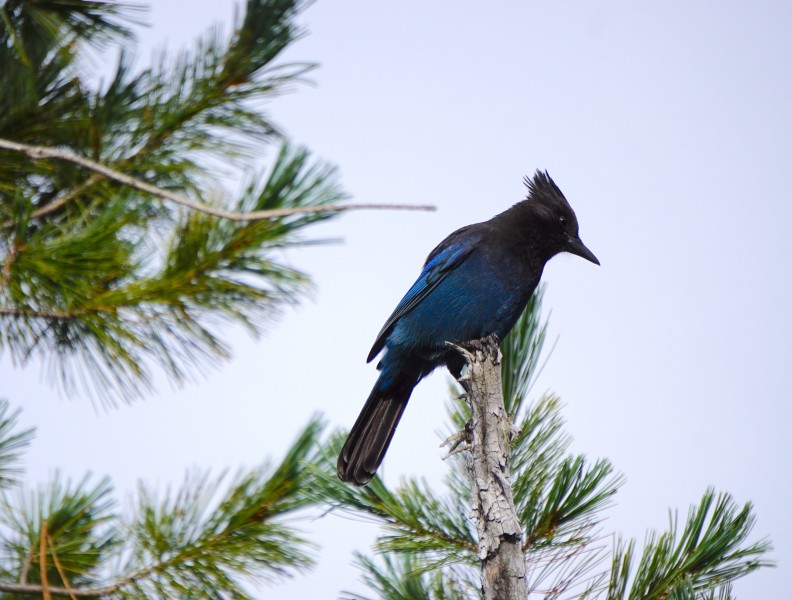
[0,0,347,597]
[0,0,345,404]
[0,400,35,490]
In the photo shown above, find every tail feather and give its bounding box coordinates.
[337,379,413,486]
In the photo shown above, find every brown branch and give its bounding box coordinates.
[0,138,435,222]
[0,562,160,598]
[0,488,307,598]
[0,538,247,598]
[40,520,52,600]
[449,336,527,600]
[0,241,15,292]
[48,534,78,600]
[32,174,103,221]
[0,581,114,598]
[0,526,232,598]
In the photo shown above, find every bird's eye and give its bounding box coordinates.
[559,216,568,227]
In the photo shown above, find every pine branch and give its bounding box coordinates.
[0,416,326,598]
[0,142,375,404]
[6,174,103,225]
[0,473,117,594]
[0,0,145,52]
[111,418,324,596]
[313,455,477,569]
[342,552,474,600]
[603,490,774,600]
[0,399,35,490]
[328,299,624,599]
[0,580,110,598]
[0,138,434,224]
[0,0,442,404]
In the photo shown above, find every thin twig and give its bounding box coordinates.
[32,174,102,221]
[0,306,83,319]
[0,561,160,597]
[0,581,111,598]
[48,534,79,600]
[0,138,435,221]
[40,519,52,600]
[19,541,35,584]
[0,173,102,230]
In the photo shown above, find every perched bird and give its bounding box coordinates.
[338,171,599,486]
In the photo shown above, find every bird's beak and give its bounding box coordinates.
[566,235,600,265]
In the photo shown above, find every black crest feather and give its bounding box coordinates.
[523,170,565,202]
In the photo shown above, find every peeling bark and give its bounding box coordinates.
[450,336,527,600]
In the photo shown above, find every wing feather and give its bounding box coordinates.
[366,225,484,362]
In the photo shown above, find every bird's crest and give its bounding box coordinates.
[514,170,576,227]
[522,170,569,208]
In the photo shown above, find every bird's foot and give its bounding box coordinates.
[462,335,501,353]
[447,336,502,367]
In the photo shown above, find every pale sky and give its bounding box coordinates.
[4,1,791,597]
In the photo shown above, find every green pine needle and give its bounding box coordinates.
[0,399,35,490]
[343,552,474,600]
[614,488,774,600]
[0,414,326,597]
[0,472,117,588]
[121,416,324,596]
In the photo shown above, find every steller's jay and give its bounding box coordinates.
[338,171,599,485]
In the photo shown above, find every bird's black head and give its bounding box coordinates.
[521,170,599,265]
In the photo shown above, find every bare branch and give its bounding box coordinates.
[0,561,164,598]
[0,138,435,221]
[0,581,111,598]
[449,336,528,600]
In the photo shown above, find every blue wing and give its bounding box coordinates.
[367,226,484,362]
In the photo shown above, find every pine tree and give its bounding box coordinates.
[313,289,773,599]
[0,0,371,597]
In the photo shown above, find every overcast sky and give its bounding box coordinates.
[4,0,792,597]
